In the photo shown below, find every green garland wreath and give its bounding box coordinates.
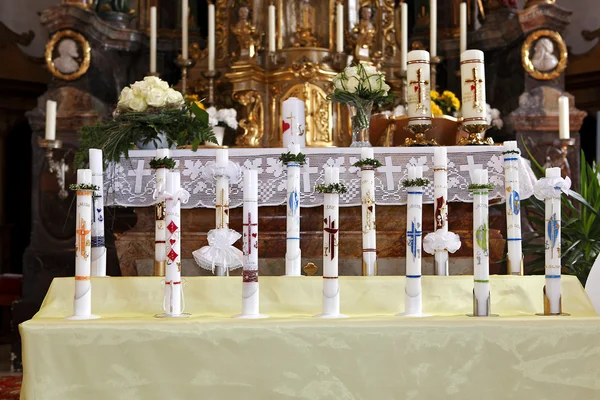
[402,178,430,188]
[149,157,176,170]
[69,183,99,191]
[353,158,383,169]
[316,183,348,194]
[468,183,495,191]
[279,152,306,165]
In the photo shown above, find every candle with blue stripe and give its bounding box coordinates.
[472,169,490,316]
[503,141,523,275]
[285,143,302,276]
[545,167,562,314]
[404,166,424,316]
[360,147,377,276]
[89,149,106,277]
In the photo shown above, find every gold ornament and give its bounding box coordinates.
[45,30,91,81]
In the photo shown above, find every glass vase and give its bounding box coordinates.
[348,100,373,147]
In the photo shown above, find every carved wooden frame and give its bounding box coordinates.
[521,29,567,81]
[45,29,91,81]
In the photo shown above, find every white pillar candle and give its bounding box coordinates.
[89,149,106,277]
[154,149,169,277]
[558,96,570,139]
[181,0,189,60]
[150,6,157,73]
[208,2,216,72]
[165,172,183,315]
[360,147,377,276]
[404,166,424,315]
[429,0,437,58]
[269,4,277,53]
[433,147,449,276]
[400,2,408,72]
[285,144,302,276]
[460,49,486,125]
[407,50,432,125]
[545,167,562,314]
[460,2,467,55]
[67,169,99,320]
[45,100,57,141]
[503,141,523,275]
[472,168,490,316]
[281,97,306,147]
[336,2,344,53]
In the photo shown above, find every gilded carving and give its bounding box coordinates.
[231,3,263,60]
[45,30,91,81]
[234,90,264,147]
[521,30,567,81]
[294,0,319,47]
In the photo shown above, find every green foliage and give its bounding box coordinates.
[75,104,216,169]
[353,158,383,169]
[467,183,495,191]
[69,183,99,192]
[402,178,430,188]
[279,152,306,165]
[149,157,176,170]
[316,183,348,194]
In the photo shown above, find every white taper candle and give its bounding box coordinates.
[400,2,408,72]
[45,100,57,141]
[165,171,183,315]
[503,141,523,275]
[150,6,157,73]
[433,147,449,276]
[545,167,562,314]
[321,167,342,316]
[285,144,302,276]
[404,166,424,315]
[558,96,570,139]
[336,2,344,53]
[360,147,377,276]
[429,0,437,58]
[89,149,106,277]
[460,2,467,55]
[208,2,216,72]
[181,0,189,60]
[472,168,490,316]
[269,4,276,53]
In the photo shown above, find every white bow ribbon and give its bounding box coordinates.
[192,228,243,273]
[156,188,190,205]
[202,160,242,183]
[533,176,571,200]
[423,230,462,255]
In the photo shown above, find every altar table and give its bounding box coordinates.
[20,276,600,399]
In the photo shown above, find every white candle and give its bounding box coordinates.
[433,147,449,276]
[472,168,490,317]
[154,149,169,277]
[401,2,408,72]
[336,2,344,53]
[215,149,230,233]
[460,49,486,125]
[285,144,302,276]
[89,149,106,277]
[429,0,437,58]
[404,166,424,315]
[460,2,467,55]
[360,147,377,276]
[269,4,276,53]
[407,50,432,125]
[45,100,57,141]
[150,6,157,73]
[208,2,216,72]
[503,141,522,275]
[181,0,189,60]
[558,96,570,139]
[545,167,562,314]
[241,169,261,316]
[281,97,306,147]
[322,167,341,316]
[165,171,183,315]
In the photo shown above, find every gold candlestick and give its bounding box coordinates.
[175,56,195,95]
[202,70,220,106]
[37,137,70,200]
[458,123,494,145]
[403,123,439,146]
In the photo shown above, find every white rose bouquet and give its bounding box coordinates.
[206,107,239,130]
[76,76,215,167]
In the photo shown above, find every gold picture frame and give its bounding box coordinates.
[521,29,567,81]
[45,30,91,81]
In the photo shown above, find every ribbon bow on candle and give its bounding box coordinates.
[423,230,462,255]
[157,188,191,205]
[153,180,166,201]
[533,176,572,200]
[202,161,242,182]
[192,228,243,273]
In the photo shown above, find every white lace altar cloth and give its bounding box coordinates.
[104,147,536,209]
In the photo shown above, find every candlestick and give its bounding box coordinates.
[285,144,302,276]
[89,149,106,277]
[66,169,99,320]
[460,2,467,55]
[175,56,194,96]
[430,0,437,58]
[503,141,523,275]
[336,2,344,53]
[360,147,377,276]
[208,2,216,72]
[433,147,448,275]
[281,97,306,147]
[400,2,408,72]
[181,0,189,60]
[150,6,157,74]
[269,4,276,53]
[472,169,490,317]
[558,96,570,139]
[45,100,57,141]
[460,50,486,126]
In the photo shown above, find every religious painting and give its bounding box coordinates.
[45,30,91,81]
[521,29,567,81]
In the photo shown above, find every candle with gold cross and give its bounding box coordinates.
[360,147,377,276]
[460,50,487,125]
[406,50,432,126]
[281,97,306,148]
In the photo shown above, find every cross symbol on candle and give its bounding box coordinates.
[243,212,258,255]
[324,216,339,261]
[216,188,229,229]
[286,112,296,136]
[464,67,484,113]
[76,217,91,259]
[406,220,422,260]
[362,190,375,234]
[409,67,429,114]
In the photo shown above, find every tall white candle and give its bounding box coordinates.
[150,6,157,73]
[285,144,302,276]
[208,2,216,71]
[182,0,189,60]
[407,50,432,125]
[503,141,523,275]
[336,2,344,53]
[89,149,106,277]
[558,96,570,139]
[545,167,562,314]
[360,147,377,276]
[400,2,408,72]
[165,172,183,315]
[45,100,57,141]
[404,166,424,315]
[281,97,306,147]
[429,0,437,58]
[215,149,229,230]
[472,168,490,316]
[154,149,169,277]
[433,147,449,276]
[460,49,486,125]
[269,4,276,53]
[460,2,467,55]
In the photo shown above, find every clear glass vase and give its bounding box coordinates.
[348,100,373,147]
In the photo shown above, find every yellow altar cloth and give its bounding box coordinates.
[20,276,600,399]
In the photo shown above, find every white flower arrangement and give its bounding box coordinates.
[117,76,184,113]
[331,64,391,101]
[206,106,238,130]
[486,104,503,130]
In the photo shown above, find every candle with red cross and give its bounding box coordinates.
[406,50,432,126]
[460,50,487,126]
[164,171,184,316]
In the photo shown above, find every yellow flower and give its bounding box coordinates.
[442,90,455,99]
[431,101,443,116]
[430,90,440,101]
[451,96,460,111]
[194,101,205,110]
